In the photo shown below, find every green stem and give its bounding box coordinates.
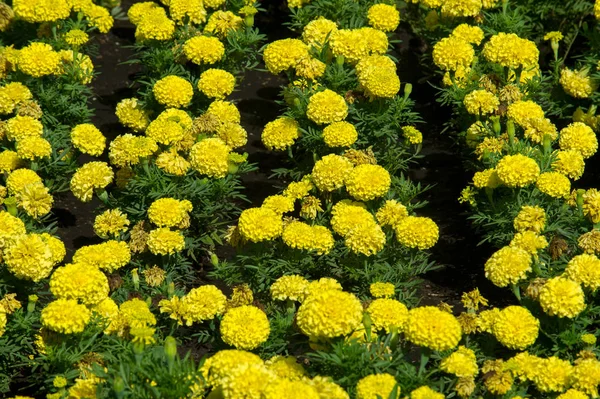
[511,284,521,301]
[418,347,431,377]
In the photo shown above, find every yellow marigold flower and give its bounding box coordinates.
[358,64,400,99]
[13,0,70,22]
[571,358,600,397]
[558,389,590,399]
[484,246,531,287]
[6,115,43,142]
[49,263,109,306]
[441,346,478,377]
[204,10,243,38]
[270,275,309,302]
[367,4,399,32]
[70,161,114,202]
[367,298,408,333]
[220,305,270,350]
[531,356,573,392]
[514,205,545,233]
[559,122,598,159]
[463,90,500,115]
[0,150,22,173]
[539,277,585,318]
[536,171,571,198]
[409,386,444,399]
[305,278,343,299]
[263,379,320,399]
[263,195,295,215]
[147,228,185,255]
[451,24,484,45]
[300,195,323,219]
[15,136,51,160]
[115,98,149,132]
[306,89,348,125]
[128,2,161,24]
[0,293,21,315]
[345,222,386,256]
[306,377,348,399]
[400,126,422,145]
[345,164,390,201]
[71,123,106,156]
[475,136,505,160]
[544,31,564,42]
[510,231,548,257]
[482,360,513,394]
[441,0,481,17]
[523,117,557,144]
[0,211,24,251]
[356,374,399,399]
[405,306,462,351]
[135,9,174,41]
[178,285,227,326]
[4,233,54,282]
[65,29,89,46]
[560,68,597,98]
[17,181,53,219]
[238,207,282,242]
[507,100,545,128]
[328,29,370,64]
[200,349,263,388]
[169,0,207,24]
[296,56,326,80]
[17,42,60,77]
[156,149,190,176]
[182,35,224,65]
[73,240,131,272]
[220,363,274,398]
[262,117,300,151]
[197,68,235,100]
[376,200,408,227]
[492,306,539,350]
[322,121,357,148]
[552,150,585,180]
[83,4,114,33]
[369,282,395,298]
[145,119,184,146]
[263,38,310,74]
[360,27,389,56]
[461,288,488,311]
[584,189,600,223]
[297,289,363,339]
[206,100,241,123]
[153,75,193,108]
[147,198,192,228]
[432,36,474,71]
[302,18,337,49]
[108,134,158,168]
[282,221,334,255]
[330,200,372,236]
[264,355,307,381]
[394,216,439,250]
[284,179,314,201]
[216,122,247,149]
[472,168,501,189]
[189,137,230,178]
[495,154,540,187]
[582,334,597,345]
[579,230,600,255]
[312,154,353,192]
[41,299,91,334]
[0,82,32,115]
[6,168,41,195]
[482,32,539,69]
[142,266,166,288]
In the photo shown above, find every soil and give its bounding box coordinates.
[54,1,498,306]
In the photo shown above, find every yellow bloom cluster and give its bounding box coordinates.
[306,89,348,125]
[405,306,462,351]
[560,68,597,98]
[482,32,539,69]
[153,75,194,108]
[297,289,363,339]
